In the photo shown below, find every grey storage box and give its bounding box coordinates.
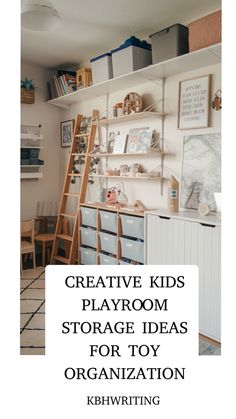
[90,53,113,84]
[150,24,189,64]
[99,210,117,233]
[120,214,144,240]
[99,252,117,265]
[119,259,130,265]
[99,231,118,255]
[80,207,97,228]
[80,226,97,248]
[111,36,152,77]
[80,247,97,265]
[120,237,144,263]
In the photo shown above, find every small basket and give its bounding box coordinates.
[21,88,35,104]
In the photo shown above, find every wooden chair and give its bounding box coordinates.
[21,219,36,272]
[35,219,70,266]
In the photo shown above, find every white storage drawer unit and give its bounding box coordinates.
[99,210,117,233]
[80,226,97,248]
[99,252,117,265]
[99,231,118,255]
[120,237,144,263]
[145,210,221,342]
[80,247,97,265]
[120,214,144,240]
[80,207,97,228]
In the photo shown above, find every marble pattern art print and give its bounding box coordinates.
[181,133,221,211]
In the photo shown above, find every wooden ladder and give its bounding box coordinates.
[51,112,98,265]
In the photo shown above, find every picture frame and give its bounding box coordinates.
[60,119,75,147]
[178,75,211,129]
[112,134,127,154]
[126,128,152,153]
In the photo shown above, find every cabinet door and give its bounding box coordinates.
[185,221,221,342]
[146,214,185,264]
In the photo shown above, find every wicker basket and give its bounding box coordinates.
[188,10,221,52]
[21,87,35,104]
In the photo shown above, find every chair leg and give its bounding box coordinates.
[33,250,36,269]
[20,255,23,273]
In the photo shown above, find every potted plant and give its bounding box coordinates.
[21,78,36,104]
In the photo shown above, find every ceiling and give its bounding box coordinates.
[21,0,221,70]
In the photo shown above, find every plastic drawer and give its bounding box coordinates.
[80,247,97,265]
[81,207,97,228]
[99,231,118,255]
[150,24,189,64]
[80,226,97,248]
[99,210,117,233]
[120,237,144,263]
[120,214,144,240]
[119,259,130,265]
[99,252,117,265]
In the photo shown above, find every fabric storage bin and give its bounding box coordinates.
[119,258,130,265]
[29,148,40,159]
[21,149,29,159]
[120,237,144,263]
[80,207,97,228]
[99,231,118,255]
[80,226,97,248]
[120,214,144,240]
[21,158,30,165]
[150,24,189,64]
[111,36,152,77]
[80,247,97,265]
[188,10,221,52]
[90,53,113,84]
[99,210,117,233]
[99,252,117,265]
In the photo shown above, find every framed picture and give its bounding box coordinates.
[178,75,211,129]
[126,128,152,153]
[112,134,127,154]
[61,119,75,147]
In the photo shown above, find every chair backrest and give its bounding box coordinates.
[21,219,35,243]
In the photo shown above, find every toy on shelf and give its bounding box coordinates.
[76,68,92,90]
[123,92,142,115]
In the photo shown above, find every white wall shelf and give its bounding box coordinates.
[91,174,164,181]
[47,43,221,109]
[96,111,165,126]
[21,172,43,179]
[20,146,44,149]
[89,151,165,157]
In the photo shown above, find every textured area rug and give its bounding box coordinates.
[199,338,221,355]
[20,267,45,355]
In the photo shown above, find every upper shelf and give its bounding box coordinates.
[47,43,221,109]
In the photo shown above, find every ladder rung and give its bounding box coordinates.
[71,153,86,156]
[64,192,80,197]
[56,234,73,241]
[54,255,70,264]
[60,212,77,218]
[75,133,90,138]
[67,173,82,177]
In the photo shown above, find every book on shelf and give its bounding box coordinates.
[47,72,77,99]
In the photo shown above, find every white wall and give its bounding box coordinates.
[60,62,221,210]
[21,62,63,220]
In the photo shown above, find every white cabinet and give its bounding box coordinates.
[145,211,221,342]
[184,221,221,341]
[146,214,185,264]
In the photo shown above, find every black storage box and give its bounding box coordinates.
[29,148,40,159]
[150,24,189,64]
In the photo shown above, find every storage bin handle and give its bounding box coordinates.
[200,223,216,228]
[158,215,170,220]
[158,28,170,36]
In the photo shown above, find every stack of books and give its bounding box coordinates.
[47,70,77,99]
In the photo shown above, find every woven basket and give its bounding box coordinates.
[188,10,221,52]
[21,87,35,104]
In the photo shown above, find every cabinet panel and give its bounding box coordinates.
[146,214,185,264]
[185,221,221,341]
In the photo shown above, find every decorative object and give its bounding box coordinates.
[116,183,128,206]
[168,175,179,212]
[21,3,61,31]
[120,164,129,176]
[126,127,152,153]
[108,132,116,153]
[181,133,221,211]
[123,92,142,115]
[112,134,127,154]
[106,187,117,205]
[21,78,36,104]
[178,75,211,129]
[76,68,92,90]
[198,203,210,216]
[129,163,142,176]
[212,89,222,110]
[61,119,75,147]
